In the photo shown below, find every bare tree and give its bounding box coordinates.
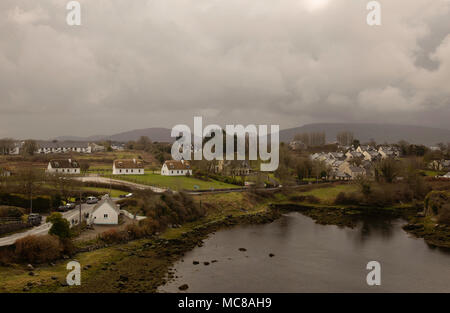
[374,159,400,183]
[21,140,38,156]
[336,131,354,146]
[0,138,15,155]
[14,168,45,213]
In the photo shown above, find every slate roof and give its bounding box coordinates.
[49,159,80,168]
[163,160,191,170]
[114,159,144,169]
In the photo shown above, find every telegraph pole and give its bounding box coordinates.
[79,189,82,228]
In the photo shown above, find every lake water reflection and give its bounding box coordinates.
[160,212,450,293]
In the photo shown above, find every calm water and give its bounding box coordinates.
[159,212,450,293]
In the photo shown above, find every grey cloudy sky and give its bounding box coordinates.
[0,0,449,139]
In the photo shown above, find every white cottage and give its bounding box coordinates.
[112,159,144,175]
[90,196,120,225]
[47,159,80,174]
[37,141,92,154]
[161,160,192,176]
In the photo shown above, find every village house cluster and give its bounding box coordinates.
[37,141,105,154]
[310,145,402,180]
[0,141,127,155]
[44,157,197,177]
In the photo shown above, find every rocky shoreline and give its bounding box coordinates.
[273,202,450,249]
[6,197,448,292]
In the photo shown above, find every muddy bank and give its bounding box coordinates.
[271,203,415,227]
[56,209,281,293]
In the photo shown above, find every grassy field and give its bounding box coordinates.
[420,170,445,177]
[298,184,358,203]
[81,187,128,198]
[0,191,269,293]
[105,173,240,191]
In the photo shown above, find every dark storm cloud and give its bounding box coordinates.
[0,0,449,139]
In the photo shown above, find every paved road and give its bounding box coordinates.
[0,203,95,247]
[75,176,166,193]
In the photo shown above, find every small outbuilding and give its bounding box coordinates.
[90,196,120,225]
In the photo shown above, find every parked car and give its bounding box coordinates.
[28,213,42,226]
[57,205,70,212]
[66,202,76,209]
[125,193,133,198]
[86,196,98,204]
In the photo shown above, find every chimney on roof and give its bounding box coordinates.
[133,158,136,164]
[68,159,71,163]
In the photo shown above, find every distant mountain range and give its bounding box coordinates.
[54,123,450,146]
[54,128,173,143]
[278,123,450,145]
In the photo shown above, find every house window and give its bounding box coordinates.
[171,170,173,174]
[104,214,108,218]
[120,169,122,173]
[131,169,133,173]
[126,169,128,173]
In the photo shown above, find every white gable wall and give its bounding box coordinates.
[91,202,119,225]
[161,164,192,176]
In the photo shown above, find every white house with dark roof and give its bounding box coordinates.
[112,159,144,175]
[37,141,92,154]
[47,159,80,174]
[161,160,192,176]
[90,196,120,225]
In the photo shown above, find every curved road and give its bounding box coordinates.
[0,203,95,247]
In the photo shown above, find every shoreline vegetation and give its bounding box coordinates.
[0,183,449,293]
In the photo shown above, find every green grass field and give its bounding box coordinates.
[81,187,128,198]
[300,184,358,202]
[420,170,445,177]
[105,173,240,191]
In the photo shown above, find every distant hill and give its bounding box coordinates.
[279,123,450,146]
[54,123,450,146]
[54,127,173,143]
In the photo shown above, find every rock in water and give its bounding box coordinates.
[179,284,189,291]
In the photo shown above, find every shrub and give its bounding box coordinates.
[289,195,321,204]
[0,206,24,218]
[98,229,128,244]
[15,235,61,263]
[334,192,361,205]
[438,204,450,225]
[47,213,72,239]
